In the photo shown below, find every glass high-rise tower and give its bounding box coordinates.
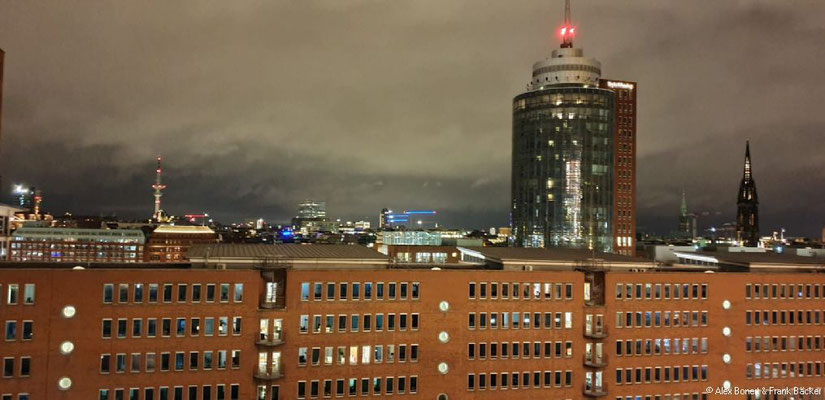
[511,1,615,252]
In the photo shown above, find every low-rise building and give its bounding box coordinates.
[1,245,825,400]
[8,227,145,263]
[144,225,219,262]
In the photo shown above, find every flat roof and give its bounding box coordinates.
[462,246,649,263]
[153,225,216,234]
[675,251,825,268]
[188,244,390,261]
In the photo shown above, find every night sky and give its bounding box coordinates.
[1,1,824,236]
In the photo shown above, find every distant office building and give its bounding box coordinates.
[297,200,326,219]
[599,78,636,255]
[379,209,438,229]
[0,203,22,260]
[144,225,219,262]
[293,201,328,234]
[9,227,145,263]
[12,185,37,211]
[379,208,390,229]
[379,231,442,246]
[511,2,614,252]
[736,141,759,246]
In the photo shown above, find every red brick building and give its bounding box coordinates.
[600,79,637,257]
[144,225,219,262]
[1,245,825,400]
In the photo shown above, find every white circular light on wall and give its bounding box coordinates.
[62,305,76,319]
[723,380,732,390]
[58,377,72,390]
[59,341,74,355]
[722,327,732,337]
[438,301,450,312]
[437,362,449,374]
[722,300,731,310]
[438,331,450,343]
[723,354,732,364]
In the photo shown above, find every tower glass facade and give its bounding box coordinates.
[512,87,615,251]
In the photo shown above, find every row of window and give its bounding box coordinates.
[468,341,573,360]
[103,283,243,304]
[615,311,708,328]
[746,336,825,352]
[745,310,825,325]
[2,357,31,378]
[0,284,35,305]
[299,314,418,334]
[614,394,709,400]
[466,370,573,390]
[0,395,28,400]
[616,338,708,356]
[746,283,825,300]
[615,283,707,300]
[468,311,573,330]
[99,385,240,400]
[300,282,419,302]
[299,344,418,366]
[4,321,33,341]
[746,362,825,380]
[102,316,241,339]
[100,350,240,373]
[615,365,709,384]
[297,376,418,399]
[469,282,574,300]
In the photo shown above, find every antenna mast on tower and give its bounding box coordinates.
[560,0,575,48]
[152,156,166,221]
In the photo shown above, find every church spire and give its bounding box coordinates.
[736,141,759,246]
[743,140,753,182]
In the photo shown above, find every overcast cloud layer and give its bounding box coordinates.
[1,1,824,236]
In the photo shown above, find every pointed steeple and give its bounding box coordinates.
[736,141,759,246]
[743,140,752,182]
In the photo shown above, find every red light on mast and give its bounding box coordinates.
[560,25,575,48]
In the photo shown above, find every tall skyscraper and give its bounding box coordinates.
[736,141,759,246]
[511,0,615,252]
[599,78,637,255]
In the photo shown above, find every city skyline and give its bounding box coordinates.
[1,2,824,235]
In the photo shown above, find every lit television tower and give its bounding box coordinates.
[152,156,166,221]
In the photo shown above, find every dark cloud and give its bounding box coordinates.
[1,1,824,234]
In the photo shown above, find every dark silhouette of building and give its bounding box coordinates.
[677,190,697,239]
[0,48,4,161]
[736,141,759,246]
